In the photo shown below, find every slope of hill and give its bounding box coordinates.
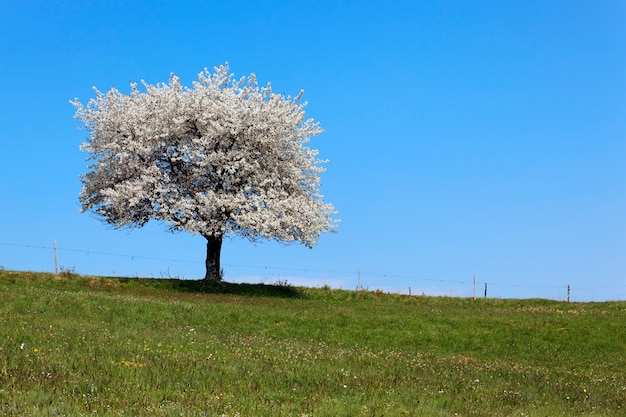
[1,270,624,416]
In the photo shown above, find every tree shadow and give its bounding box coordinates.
[178,279,303,298]
[114,277,303,299]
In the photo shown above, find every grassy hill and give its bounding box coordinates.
[1,270,624,416]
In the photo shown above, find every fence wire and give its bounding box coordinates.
[1,241,624,301]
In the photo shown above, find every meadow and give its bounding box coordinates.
[0,270,624,416]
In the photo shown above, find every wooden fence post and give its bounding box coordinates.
[567,284,570,303]
[473,276,476,300]
[54,240,58,274]
[484,282,487,299]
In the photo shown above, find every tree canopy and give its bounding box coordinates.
[72,64,337,280]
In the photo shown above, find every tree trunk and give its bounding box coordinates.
[203,234,223,282]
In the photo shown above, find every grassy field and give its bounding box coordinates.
[0,270,624,416]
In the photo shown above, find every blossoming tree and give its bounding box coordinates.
[72,64,337,281]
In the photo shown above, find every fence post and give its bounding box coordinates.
[54,240,58,274]
[484,282,487,299]
[473,276,476,300]
[567,284,570,303]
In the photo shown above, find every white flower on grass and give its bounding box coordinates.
[20,343,24,350]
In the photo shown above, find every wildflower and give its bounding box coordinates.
[33,348,39,353]
[20,343,24,350]
[120,360,145,367]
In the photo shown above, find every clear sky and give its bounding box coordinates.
[1,1,625,301]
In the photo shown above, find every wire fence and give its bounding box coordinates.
[1,241,625,302]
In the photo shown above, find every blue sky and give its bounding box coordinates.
[1,1,625,301]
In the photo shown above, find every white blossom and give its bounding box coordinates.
[72,64,337,280]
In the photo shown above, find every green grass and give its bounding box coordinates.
[1,270,624,416]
